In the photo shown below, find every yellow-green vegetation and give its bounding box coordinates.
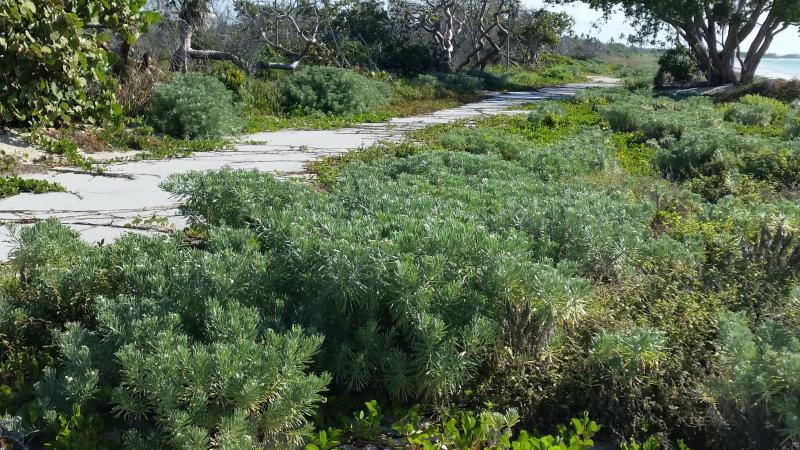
[0,176,65,199]
[6,85,800,449]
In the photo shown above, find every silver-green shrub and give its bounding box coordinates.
[150,74,243,139]
[281,66,391,115]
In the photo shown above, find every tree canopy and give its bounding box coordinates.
[569,0,800,84]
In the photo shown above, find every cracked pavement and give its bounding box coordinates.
[0,82,613,260]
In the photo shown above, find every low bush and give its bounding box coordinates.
[116,68,171,118]
[527,103,566,128]
[0,176,65,198]
[724,94,790,126]
[435,72,485,93]
[433,128,530,160]
[393,75,444,101]
[150,74,243,139]
[281,66,391,115]
[717,79,800,104]
[623,76,652,93]
[467,69,511,90]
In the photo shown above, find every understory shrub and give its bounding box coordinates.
[281,66,391,115]
[210,60,247,93]
[654,46,696,87]
[241,77,285,116]
[150,74,243,139]
[527,103,566,128]
[432,128,531,160]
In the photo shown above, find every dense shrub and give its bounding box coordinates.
[7,85,800,449]
[150,74,243,139]
[654,46,696,87]
[281,66,391,115]
[0,0,117,125]
[392,75,445,101]
[717,79,800,104]
[241,77,285,116]
[210,61,247,93]
[3,223,330,448]
[724,94,790,126]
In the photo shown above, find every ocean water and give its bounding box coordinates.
[755,58,800,80]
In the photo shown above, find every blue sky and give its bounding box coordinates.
[526,1,800,55]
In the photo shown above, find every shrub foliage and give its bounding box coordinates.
[281,67,391,115]
[150,74,243,139]
[5,86,800,449]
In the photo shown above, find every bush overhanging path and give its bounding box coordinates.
[0,81,614,260]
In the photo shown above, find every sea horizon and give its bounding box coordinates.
[753,57,800,80]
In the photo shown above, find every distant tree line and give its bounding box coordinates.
[134,0,577,74]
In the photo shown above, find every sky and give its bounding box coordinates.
[525,1,800,55]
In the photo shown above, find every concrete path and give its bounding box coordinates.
[0,82,613,260]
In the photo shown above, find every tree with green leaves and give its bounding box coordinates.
[565,0,800,84]
[514,9,574,64]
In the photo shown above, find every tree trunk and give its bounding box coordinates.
[170,20,306,73]
[170,20,192,72]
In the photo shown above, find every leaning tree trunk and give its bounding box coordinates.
[170,20,307,73]
[170,20,192,72]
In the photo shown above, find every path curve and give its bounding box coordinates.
[0,82,613,260]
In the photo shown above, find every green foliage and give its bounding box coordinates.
[0,177,65,199]
[349,400,383,442]
[25,129,97,171]
[654,47,696,87]
[7,85,800,450]
[44,404,107,450]
[786,104,800,139]
[390,407,598,450]
[281,66,391,115]
[150,74,243,139]
[713,309,800,445]
[592,327,668,382]
[528,103,566,128]
[241,77,285,116]
[432,128,531,161]
[0,0,117,126]
[434,72,486,93]
[305,427,342,450]
[3,222,330,448]
[210,61,247,94]
[724,94,790,127]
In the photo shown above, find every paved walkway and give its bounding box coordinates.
[0,82,613,260]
